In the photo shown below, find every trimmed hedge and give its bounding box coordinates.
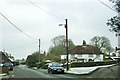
[63,61,118,68]
[71,62,96,67]
[12,62,19,66]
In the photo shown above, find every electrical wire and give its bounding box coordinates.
[98,0,117,13]
[5,41,38,50]
[0,12,38,40]
[27,0,65,20]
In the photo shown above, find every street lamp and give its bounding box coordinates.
[59,19,69,71]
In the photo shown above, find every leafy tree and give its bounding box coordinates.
[107,1,120,36]
[5,52,14,60]
[51,35,66,46]
[26,55,37,67]
[90,36,114,53]
[26,51,45,67]
[107,16,120,36]
[48,35,75,56]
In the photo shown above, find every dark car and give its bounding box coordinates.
[0,63,4,67]
[4,62,13,71]
[48,62,64,74]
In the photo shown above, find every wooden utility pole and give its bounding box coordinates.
[59,19,69,71]
[65,19,69,71]
[118,12,120,57]
[39,39,40,54]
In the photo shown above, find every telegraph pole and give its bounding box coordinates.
[59,19,69,71]
[39,39,40,54]
[65,19,69,71]
[118,12,120,57]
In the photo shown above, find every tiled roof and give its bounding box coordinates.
[0,51,4,54]
[0,51,11,63]
[69,44,102,54]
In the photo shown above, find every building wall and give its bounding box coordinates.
[69,53,103,62]
[0,52,10,63]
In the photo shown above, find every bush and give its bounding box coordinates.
[70,61,117,67]
[36,62,48,69]
[71,62,96,67]
[12,62,19,66]
[20,62,26,65]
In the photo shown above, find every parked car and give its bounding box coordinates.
[48,62,64,74]
[4,62,13,71]
[0,63,9,74]
[0,63,4,67]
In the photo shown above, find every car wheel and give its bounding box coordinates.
[51,70,54,74]
[62,71,64,74]
[48,70,50,73]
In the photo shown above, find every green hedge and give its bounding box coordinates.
[36,62,49,69]
[63,61,118,68]
[71,62,95,67]
[12,62,19,66]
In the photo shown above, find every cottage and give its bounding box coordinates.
[0,51,11,63]
[69,40,104,62]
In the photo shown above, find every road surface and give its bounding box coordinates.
[9,65,89,79]
[8,64,119,80]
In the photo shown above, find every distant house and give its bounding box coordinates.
[69,40,104,62]
[0,51,11,63]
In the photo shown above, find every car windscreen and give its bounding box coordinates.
[52,63,61,67]
[4,63,13,66]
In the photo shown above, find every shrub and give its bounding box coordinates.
[70,61,117,67]
[12,62,19,66]
[36,62,48,69]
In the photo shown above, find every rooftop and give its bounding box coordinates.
[69,40,102,54]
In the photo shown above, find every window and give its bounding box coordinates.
[71,54,74,57]
[96,54,100,57]
[78,54,82,57]
[89,54,93,57]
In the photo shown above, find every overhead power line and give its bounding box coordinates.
[0,12,38,40]
[27,0,65,20]
[5,41,37,50]
[98,0,117,13]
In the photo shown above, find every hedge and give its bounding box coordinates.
[36,62,49,69]
[12,62,19,66]
[63,61,118,68]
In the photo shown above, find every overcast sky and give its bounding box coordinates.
[0,0,118,59]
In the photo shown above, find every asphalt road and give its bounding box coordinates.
[9,65,88,79]
[7,64,119,80]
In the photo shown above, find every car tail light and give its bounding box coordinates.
[11,65,13,67]
[3,65,5,67]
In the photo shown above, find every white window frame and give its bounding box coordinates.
[78,54,82,57]
[89,54,93,57]
[96,54,100,57]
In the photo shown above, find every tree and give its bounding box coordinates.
[5,52,14,60]
[107,1,120,36]
[26,51,45,67]
[51,35,66,46]
[105,46,114,57]
[107,16,120,36]
[48,35,75,56]
[26,55,36,67]
[90,36,114,53]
